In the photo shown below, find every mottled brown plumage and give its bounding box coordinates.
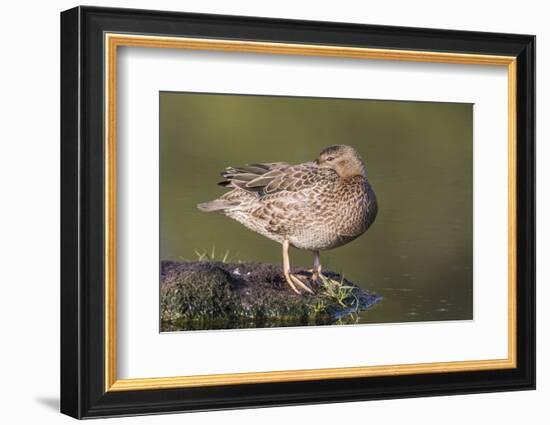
[198,145,377,294]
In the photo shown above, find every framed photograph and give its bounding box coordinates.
[60,6,535,419]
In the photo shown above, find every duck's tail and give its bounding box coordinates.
[197,199,236,212]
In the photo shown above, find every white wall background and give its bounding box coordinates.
[0,0,545,423]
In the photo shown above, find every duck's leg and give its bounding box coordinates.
[282,240,300,294]
[283,240,314,295]
[312,250,322,281]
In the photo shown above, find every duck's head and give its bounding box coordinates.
[316,145,366,179]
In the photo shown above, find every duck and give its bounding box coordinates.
[197,144,378,295]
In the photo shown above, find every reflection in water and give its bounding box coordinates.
[160,92,473,325]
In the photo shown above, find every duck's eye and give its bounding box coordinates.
[325,156,335,162]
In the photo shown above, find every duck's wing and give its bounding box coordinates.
[218,162,289,190]
[219,162,334,196]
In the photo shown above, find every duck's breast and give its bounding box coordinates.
[288,177,376,250]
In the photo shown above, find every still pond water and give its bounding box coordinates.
[160,92,473,325]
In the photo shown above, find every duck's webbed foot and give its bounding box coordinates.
[284,269,315,295]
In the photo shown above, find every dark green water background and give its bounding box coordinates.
[160,92,473,324]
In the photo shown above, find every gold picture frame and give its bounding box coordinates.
[104,34,517,392]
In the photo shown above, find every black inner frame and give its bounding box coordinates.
[60,6,535,419]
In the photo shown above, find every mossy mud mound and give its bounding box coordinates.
[160,261,381,332]
[160,260,381,331]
